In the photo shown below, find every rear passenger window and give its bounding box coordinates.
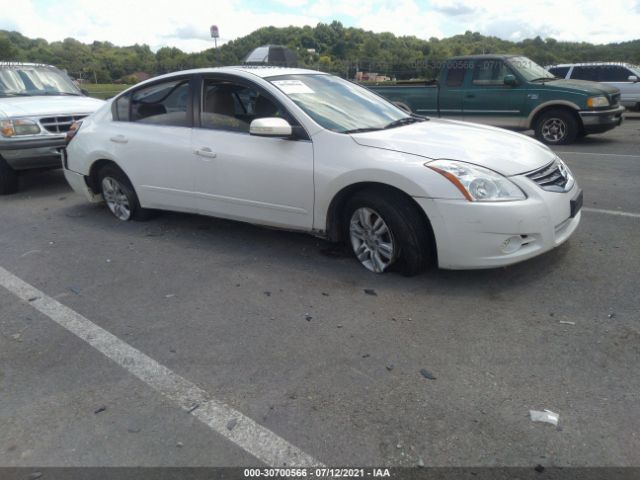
[570,66,598,82]
[445,63,467,87]
[548,67,569,78]
[130,80,190,126]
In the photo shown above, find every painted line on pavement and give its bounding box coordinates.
[583,207,640,219]
[0,265,322,467]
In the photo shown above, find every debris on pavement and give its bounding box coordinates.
[264,291,271,296]
[608,312,616,319]
[11,333,22,342]
[226,418,238,431]
[417,458,425,468]
[362,354,370,358]
[187,404,200,413]
[322,292,330,297]
[28,472,43,480]
[127,427,141,433]
[420,368,437,380]
[386,364,394,371]
[165,294,175,298]
[305,314,313,321]
[534,464,545,473]
[94,406,107,414]
[176,441,184,448]
[559,321,576,325]
[529,409,559,426]
[69,286,81,295]
[364,289,377,296]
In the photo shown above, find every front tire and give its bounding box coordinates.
[98,165,150,221]
[534,109,578,145]
[343,188,432,276]
[0,156,19,195]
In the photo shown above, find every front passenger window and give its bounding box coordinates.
[201,80,282,133]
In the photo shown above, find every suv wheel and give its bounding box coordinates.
[343,188,432,276]
[0,156,19,195]
[535,109,578,145]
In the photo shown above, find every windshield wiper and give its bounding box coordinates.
[530,77,556,82]
[0,92,32,97]
[34,92,82,96]
[384,116,426,129]
[342,127,384,134]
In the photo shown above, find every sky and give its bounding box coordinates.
[1,0,639,53]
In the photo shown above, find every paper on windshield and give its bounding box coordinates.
[272,80,315,95]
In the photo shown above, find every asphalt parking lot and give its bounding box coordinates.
[1,117,639,469]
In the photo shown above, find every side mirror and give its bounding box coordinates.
[504,74,517,86]
[249,117,292,138]
[628,75,638,83]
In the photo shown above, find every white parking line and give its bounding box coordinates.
[554,151,640,158]
[0,265,322,468]
[583,207,640,219]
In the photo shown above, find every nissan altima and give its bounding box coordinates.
[63,67,582,275]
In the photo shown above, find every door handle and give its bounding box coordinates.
[109,135,128,144]
[194,147,217,159]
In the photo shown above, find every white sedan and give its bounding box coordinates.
[64,67,582,275]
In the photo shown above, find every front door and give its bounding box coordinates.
[191,77,314,230]
[463,59,526,128]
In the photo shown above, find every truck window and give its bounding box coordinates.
[472,60,511,85]
[445,63,467,87]
[548,66,569,78]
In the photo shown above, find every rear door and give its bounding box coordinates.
[462,59,526,128]
[437,61,468,120]
[110,76,198,211]
[596,65,639,106]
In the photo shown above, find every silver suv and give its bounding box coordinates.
[547,62,640,110]
[0,63,104,194]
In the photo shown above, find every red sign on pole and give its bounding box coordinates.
[210,25,219,38]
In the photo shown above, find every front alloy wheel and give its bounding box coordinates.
[540,117,567,143]
[349,207,396,273]
[101,176,132,221]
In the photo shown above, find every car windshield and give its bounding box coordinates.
[0,64,81,97]
[507,56,556,81]
[267,74,409,133]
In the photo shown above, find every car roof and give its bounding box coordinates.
[154,66,325,81]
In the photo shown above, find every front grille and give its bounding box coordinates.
[39,114,87,133]
[526,159,571,192]
[610,93,620,106]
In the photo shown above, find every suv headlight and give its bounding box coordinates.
[0,119,41,137]
[586,96,609,108]
[426,159,526,202]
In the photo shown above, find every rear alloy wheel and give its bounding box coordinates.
[0,156,19,195]
[343,188,432,276]
[535,109,578,145]
[98,165,150,221]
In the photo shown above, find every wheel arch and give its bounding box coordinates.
[325,181,435,247]
[527,101,582,130]
[87,158,127,193]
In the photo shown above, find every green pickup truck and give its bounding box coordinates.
[368,55,625,145]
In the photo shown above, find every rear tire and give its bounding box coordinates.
[343,188,432,276]
[0,156,19,195]
[534,109,578,145]
[98,165,151,221]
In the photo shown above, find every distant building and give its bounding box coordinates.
[117,71,151,84]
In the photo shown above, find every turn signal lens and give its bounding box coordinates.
[65,121,83,145]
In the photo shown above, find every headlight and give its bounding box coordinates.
[586,96,609,108]
[0,119,41,137]
[426,159,526,202]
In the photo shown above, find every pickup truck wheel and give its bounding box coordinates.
[535,109,578,145]
[343,189,431,276]
[98,165,150,221]
[0,156,19,195]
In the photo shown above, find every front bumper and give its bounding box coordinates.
[0,136,67,170]
[415,180,582,269]
[579,105,625,134]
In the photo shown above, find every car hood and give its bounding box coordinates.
[0,96,105,118]
[350,119,557,176]
[540,78,620,96]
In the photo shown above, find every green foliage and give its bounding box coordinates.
[1,23,638,83]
